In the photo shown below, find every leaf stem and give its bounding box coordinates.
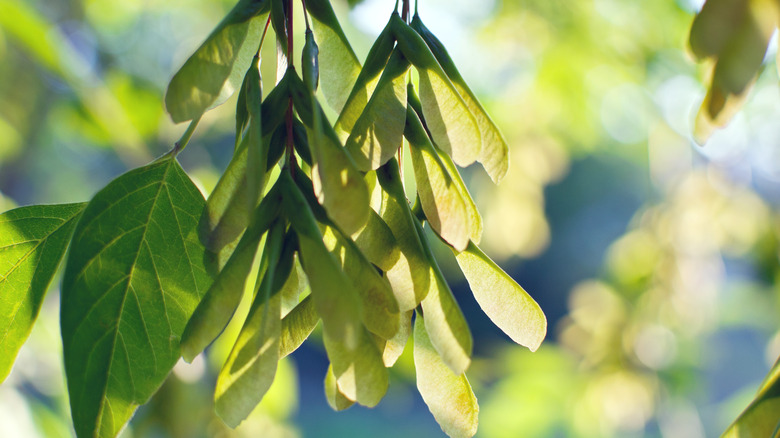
[301,0,311,31]
[172,115,201,157]
[402,0,409,22]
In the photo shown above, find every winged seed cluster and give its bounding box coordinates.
[0,0,546,437]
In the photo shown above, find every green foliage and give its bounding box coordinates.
[0,1,549,436]
[60,156,213,437]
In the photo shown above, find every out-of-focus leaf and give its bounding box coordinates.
[406,106,469,252]
[279,170,362,349]
[305,0,361,112]
[289,72,370,234]
[693,0,776,142]
[0,203,85,383]
[335,21,396,141]
[165,0,270,123]
[410,15,509,184]
[345,49,409,171]
[390,14,481,167]
[323,325,388,407]
[270,0,288,56]
[722,357,780,438]
[181,184,282,362]
[214,221,286,428]
[324,364,354,411]
[414,219,472,375]
[280,295,318,357]
[60,157,213,438]
[350,208,400,272]
[322,226,399,339]
[689,0,746,60]
[375,161,430,311]
[455,241,546,351]
[414,312,478,438]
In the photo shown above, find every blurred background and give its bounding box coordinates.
[1,0,779,436]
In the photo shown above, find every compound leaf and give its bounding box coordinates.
[61,157,213,438]
[0,203,86,383]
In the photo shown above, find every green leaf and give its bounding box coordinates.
[324,364,354,411]
[279,170,362,349]
[374,160,430,311]
[0,203,86,383]
[289,73,370,235]
[390,15,481,167]
[279,295,318,358]
[350,207,400,272]
[723,357,780,438]
[410,15,509,184]
[414,219,472,375]
[165,0,270,123]
[323,325,388,407]
[214,220,286,427]
[302,30,320,92]
[322,226,399,340]
[305,0,361,112]
[414,313,478,438]
[378,310,412,367]
[688,0,746,60]
[454,241,546,351]
[334,20,396,141]
[60,157,214,438]
[182,183,282,362]
[405,106,469,252]
[345,49,410,171]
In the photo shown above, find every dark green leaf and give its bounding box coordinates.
[214,220,286,427]
[61,157,214,437]
[165,0,270,123]
[302,30,320,92]
[305,0,362,112]
[0,203,85,383]
[181,184,282,362]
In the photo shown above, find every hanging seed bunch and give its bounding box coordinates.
[0,0,545,437]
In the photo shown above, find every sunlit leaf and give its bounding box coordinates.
[414,312,478,438]
[411,15,508,184]
[323,325,388,407]
[350,208,400,272]
[0,203,85,383]
[324,364,354,411]
[214,221,286,427]
[305,0,361,112]
[334,20,396,141]
[60,157,213,438]
[279,295,318,357]
[345,49,409,171]
[375,161,430,311]
[279,170,362,349]
[391,14,481,167]
[165,0,270,123]
[322,226,400,339]
[181,184,282,362]
[455,241,546,351]
[723,357,780,438]
[378,310,412,367]
[406,106,469,252]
